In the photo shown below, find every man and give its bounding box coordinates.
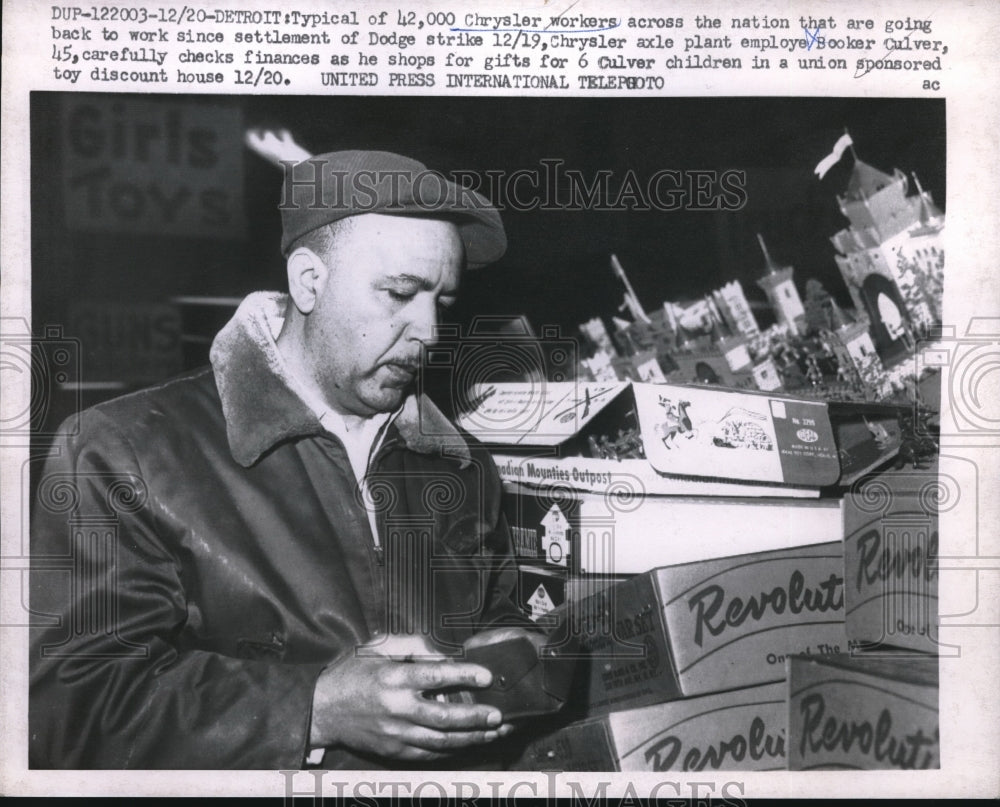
[30,150,539,769]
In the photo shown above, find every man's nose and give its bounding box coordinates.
[405,296,438,345]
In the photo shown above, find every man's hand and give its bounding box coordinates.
[309,635,513,761]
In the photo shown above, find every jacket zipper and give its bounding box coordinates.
[361,421,397,566]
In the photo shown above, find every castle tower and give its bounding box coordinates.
[712,280,759,337]
[829,152,943,363]
[825,300,888,396]
[755,233,806,335]
[707,296,752,372]
[906,173,945,323]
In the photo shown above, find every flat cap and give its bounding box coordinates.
[279,150,506,268]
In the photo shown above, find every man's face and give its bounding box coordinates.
[304,213,464,417]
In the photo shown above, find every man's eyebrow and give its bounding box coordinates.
[382,273,458,295]
[381,273,430,288]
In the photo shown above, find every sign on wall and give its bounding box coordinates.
[61,96,245,239]
[68,300,182,384]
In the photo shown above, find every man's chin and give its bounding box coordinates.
[358,382,410,414]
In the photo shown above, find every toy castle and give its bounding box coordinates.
[576,135,944,403]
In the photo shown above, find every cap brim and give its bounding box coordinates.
[280,152,507,268]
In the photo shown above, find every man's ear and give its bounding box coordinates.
[286,247,330,315]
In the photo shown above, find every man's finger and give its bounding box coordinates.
[398,725,504,752]
[406,697,502,731]
[395,746,450,762]
[384,661,492,690]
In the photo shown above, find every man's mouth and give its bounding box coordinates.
[381,361,420,383]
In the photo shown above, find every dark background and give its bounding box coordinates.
[30,93,945,433]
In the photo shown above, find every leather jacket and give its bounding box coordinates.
[29,293,526,769]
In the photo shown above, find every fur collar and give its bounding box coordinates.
[209,292,470,468]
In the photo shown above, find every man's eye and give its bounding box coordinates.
[387,290,415,302]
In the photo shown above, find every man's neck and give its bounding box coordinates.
[335,409,369,433]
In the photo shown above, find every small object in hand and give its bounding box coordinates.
[432,635,577,721]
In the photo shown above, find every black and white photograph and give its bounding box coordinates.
[26,92,947,771]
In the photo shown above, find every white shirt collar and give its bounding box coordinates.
[264,303,402,483]
[314,405,399,485]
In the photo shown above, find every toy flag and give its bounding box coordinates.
[814,133,854,179]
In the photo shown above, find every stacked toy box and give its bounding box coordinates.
[459,381,938,771]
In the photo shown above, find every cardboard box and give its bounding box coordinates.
[512,682,786,772]
[787,653,939,770]
[565,574,633,603]
[460,381,840,494]
[842,461,939,652]
[492,453,820,499]
[826,401,906,486]
[560,542,848,716]
[502,481,843,573]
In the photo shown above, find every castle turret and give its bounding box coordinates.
[824,299,887,395]
[911,172,944,234]
[707,296,752,372]
[755,233,805,335]
[712,280,759,337]
[828,145,943,362]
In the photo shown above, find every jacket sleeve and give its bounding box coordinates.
[474,448,538,630]
[29,409,326,769]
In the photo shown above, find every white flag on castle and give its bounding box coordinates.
[814,133,854,179]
